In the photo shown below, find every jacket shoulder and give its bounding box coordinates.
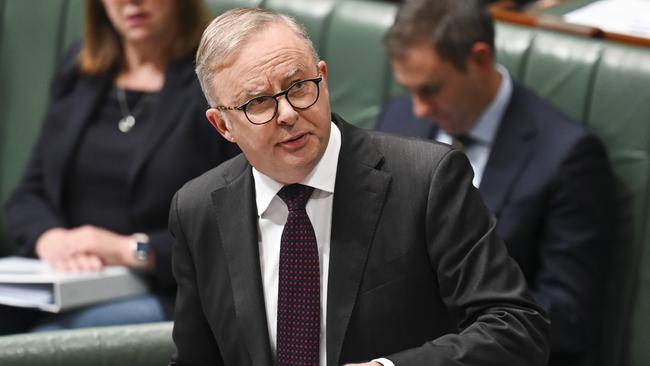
[370,129,452,163]
[362,127,463,187]
[512,83,600,151]
[48,42,85,97]
[174,153,247,206]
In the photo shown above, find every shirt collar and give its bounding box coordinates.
[467,64,512,145]
[252,121,341,216]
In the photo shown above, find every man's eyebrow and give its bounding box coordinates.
[234,65,310,102]
[237,81,274,101]
[283,66,303,81]
[232,89,253,104]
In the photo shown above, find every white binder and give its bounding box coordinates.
[0,257,148,313]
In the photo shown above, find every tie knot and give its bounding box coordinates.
[278,184,314,211]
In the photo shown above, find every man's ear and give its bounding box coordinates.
[206,108,236,143]
[318,60,328,82]
[469,42,494,69]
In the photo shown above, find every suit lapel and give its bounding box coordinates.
[210,160,274,366]
[50,72,111,208]
[209,118,392,365]
[479,84,536,216]
[127,57,197,186]
[327,117,391,366]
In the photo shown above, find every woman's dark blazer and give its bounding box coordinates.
[5,44,239,291]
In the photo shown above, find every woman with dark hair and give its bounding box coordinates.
[1,0,238,333]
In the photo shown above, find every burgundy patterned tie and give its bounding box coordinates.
[276,184,320,366]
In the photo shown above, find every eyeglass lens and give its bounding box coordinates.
[245,79,320,124]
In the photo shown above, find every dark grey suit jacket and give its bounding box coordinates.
[376,83,614,364]
[169,114,550,366]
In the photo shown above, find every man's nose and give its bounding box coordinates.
[276,97,299,126]
[412,95,434,119]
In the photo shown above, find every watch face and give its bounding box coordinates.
[135,242,149,261]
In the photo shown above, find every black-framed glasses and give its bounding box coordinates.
[215,75,322,125]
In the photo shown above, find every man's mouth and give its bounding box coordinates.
[280,133,308,148]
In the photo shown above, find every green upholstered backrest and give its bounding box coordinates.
[62,0,83,51]
[264,0,338,56]
[523,31,603,122]
[493,22,650,366]
[0,0,68,256]
[0,322,174,366]
[205,0,265,15]
[324,0,397,129]
[0,0,5,53]
[493,24,650,366]
[494,22,535,81]
[587,43,650,366]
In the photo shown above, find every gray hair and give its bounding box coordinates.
[196,7,319,106]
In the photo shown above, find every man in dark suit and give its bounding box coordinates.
[376,0,614,365]
[170,7,549,366]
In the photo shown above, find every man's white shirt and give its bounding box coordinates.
[253,122,340,366]
[436,64,513,187]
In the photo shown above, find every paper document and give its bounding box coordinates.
[0,257,148,313]
[563,0,650,38]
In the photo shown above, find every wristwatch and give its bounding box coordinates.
[130,233,150,264]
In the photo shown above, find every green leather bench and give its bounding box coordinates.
[495,22,650,366]
[0,322,174,366]
[1,1,649,366]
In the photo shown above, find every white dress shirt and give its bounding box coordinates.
[253,122,341,366]
[436,64,513,187]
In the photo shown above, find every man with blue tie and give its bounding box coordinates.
[377,0,615,364]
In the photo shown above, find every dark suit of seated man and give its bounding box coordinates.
[169,6,550,366]
[376,0,614,365]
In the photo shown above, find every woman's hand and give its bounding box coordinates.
[35,226,138,271]
[52,253,104,272]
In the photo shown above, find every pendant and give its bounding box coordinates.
[118,115,135,133]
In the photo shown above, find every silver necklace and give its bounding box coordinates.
[116,87,151,133]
